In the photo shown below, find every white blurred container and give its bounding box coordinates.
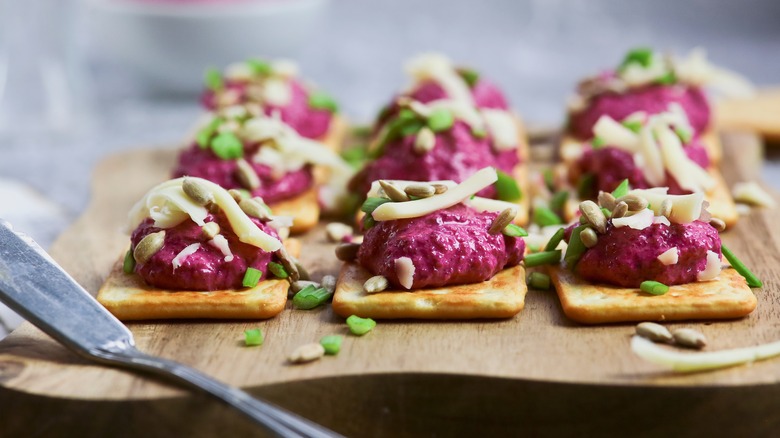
[85,0,329,92]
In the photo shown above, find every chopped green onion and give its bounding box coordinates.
[399,119,425,136]
[346,315,376,336]
[362,213,376,230]
[544,227,566,252]
[640,280,669,296]
[721,245,763,288]
[528,244,541,253]
[426,109,454,132]
[550,190,569,214]
[458,68,480,88]
[351,125,372,137]
[320,335,343,355]
[495,170,522,201]
[293,285,332,309]
[471,128,487,139]
[601,207,612,218]
[675,127,692,144]
[622,120,643,133]
[242,267,263,288]
[591,136,606,149]
[204,67,223,91]
[528,272,552,290]
[620,47,654,70]
[308,91,339,113]
[611,179,630,199]
[374,114,425,157]
[341,146,368,169]
[577,173,596,200]
[533,206,562,227]
[210,132,244,159]
[268,262,288,279]
[397,108,417,121]
[361,197,392,214]
[524,250,562,267]
[543,168,555,191]
[246,58,272,75]
[123,249,136,274]
[502,224,528,237]
[196,117,223,149]
[244,328,264,346]
[656,70,676,85]
[564,225,589,268]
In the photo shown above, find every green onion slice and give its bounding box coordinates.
[640,280,670,296]
[308,91,339,113]
[242,267,263,288]
[550,190,569,214]
[675,127,692,144]
[244,328,264,346]
[591,136,606,149]
[196,117,223,149]
[564,225,589,268]
[293,285,333,310]
[426,109,454,132]
[204,67,224,91]
[528,272,552,290]
[655,70,677,85]
[320,335,343,355]
[210,132,244,159]
[346,315,376,336]
[502,224,528,237]
[611,179,631,199]
[268,262,288,279]
[495,170,522,202]
[458,68,480,88]
[362,214,377,230]
[543,168,555,191]
[544,227,566,252]
[246,58,272,76]
[620,47,654,70]
[361,197,392,214]
[721,245,763,288]
[533,206,562,227]
[341,146,369,169]
[524,250,562,267]
[577,173,596,200]
[622,120,643,133]
[123,249,136,274]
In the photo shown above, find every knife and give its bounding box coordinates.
[0,219,340,438]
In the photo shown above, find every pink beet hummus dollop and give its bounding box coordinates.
[358,204,525,289]
[570,220,721,288]
[408,80,509,109]
[202,80,333,139]
[131,213,280,291]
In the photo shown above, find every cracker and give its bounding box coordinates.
[547,265,756,324]
[319,114,347,152]
[331,263,527,319]
[268,187,319,234]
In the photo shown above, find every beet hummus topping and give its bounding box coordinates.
[567,47,754,140]
[124,177,301,291]
[562,188,726,289]
[339,168,527,290]
[575,107,714,195]
[201,58,337,139]
[350,99,522,200]
[174,112,352,205]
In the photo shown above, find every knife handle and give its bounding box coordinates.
[90,345,340,438]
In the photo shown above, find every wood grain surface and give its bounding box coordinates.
[2,132,780,437]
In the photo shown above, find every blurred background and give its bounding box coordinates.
[0,0,779,335]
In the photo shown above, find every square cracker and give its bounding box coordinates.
[319,114,347,152]
[332,263,527,319]
[96,238,300,321]
[546,265,756,324]
[268,187,320,234]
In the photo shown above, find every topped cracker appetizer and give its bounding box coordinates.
[201,57,345,148]
[98,177,303,320]
[564,47,754,164]
[333,167,532,320]
[546,188,760,324]
[175,111,353,233]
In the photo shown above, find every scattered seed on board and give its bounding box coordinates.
[326,222,354,243]
[597,191,616,211]
[710,217,726,232]
[335,243,361,261]
[364,275,389,293]
[635,322,673,343]
[617,194,649,212]
[488,208,517,234]
[201,222,220,239]
[321,275,337,294]
[235,158,261,190]
[672,328,707,349]
[432,184,448,195]
[288,343,325,364]
[404,183,436,199]
[580,227,599,248]
[133,231,166,265]
[612,201,629,219]
[660,198,673,218]
[579,201,607,234]
[378,180,410,202]
[182,178,214,206]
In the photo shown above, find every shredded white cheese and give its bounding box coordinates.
[465,196,520,215]
[611,208,654,230]
[697,250,722,282]
[404,53,474,105]
[481,109,518,151]
[209,235,234,262]
[172,243,201,270]
[261,78,293,106]
[395,257,416,290]
[592,115,639,152]
[637,124,665,186]
[657,247,679,265]
[630,189,705,225]
[655,123,714,193]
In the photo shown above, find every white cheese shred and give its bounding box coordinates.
[395,257,416,290]
[696,250,722,282]
[657,247,679,265]
[172,243,201,271]
[611,208,654,230]
[209,235,234,262]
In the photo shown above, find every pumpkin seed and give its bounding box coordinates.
[488,208,518,234]
[133,231,166,264]
[363,275,389,293]
[597,191,616,211]
[413,127,436,154]
[288,343,325,364]
[274,246,300,282]
[182,178,214,206]
[404,183,436,199]
[235,158,260,190]
[321,275,337,294]
[660,198,673,218]
[580,227,599,248]
[201,222,220,239]
[378,180,409,202]
[710,217,726,232]
[635,322,673,343]
[579,200,607,234]
[672,328,707,349]
[612,201,629,219]
[228,189,245,203]
[335,243,361,261]
[239,198,270,220]
[616,194,649,212]
[432,184,449,195]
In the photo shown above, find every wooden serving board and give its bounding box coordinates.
[2,133,780,437]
